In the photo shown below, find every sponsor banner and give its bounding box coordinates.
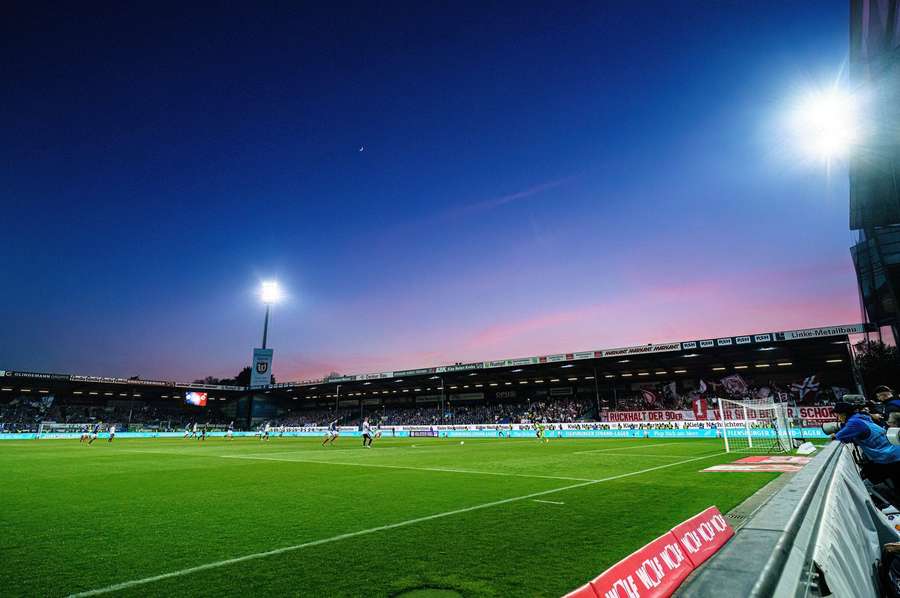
[754,334,772,342]
[435,363,482,373]
[3,370,71,381]
[250,348,274,388]
[669,506,734,568]
[589,531,695,598]
[601,343,682,358]
[73,375,172,386]
[485,357,539,368]
[775,323,868,341]
[735,336,751,345]
[681,341,697,350]
[543,354,567,363]
[361,372,394,380]
[392,368,436,377]
[699,340,715,348]
[716,338,732,346]
[573,351,600,360]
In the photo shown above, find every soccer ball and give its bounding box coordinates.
[460,441,464,445]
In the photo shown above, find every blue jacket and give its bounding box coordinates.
[883,399,900,420]
[835,413,900,464]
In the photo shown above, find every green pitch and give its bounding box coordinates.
[0,436,778,597]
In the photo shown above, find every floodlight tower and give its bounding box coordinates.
[259,280,281,349]
[245,281,282,430]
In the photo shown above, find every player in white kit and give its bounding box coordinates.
[362,419,374,448]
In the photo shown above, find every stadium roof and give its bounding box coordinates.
[0,323,866,401]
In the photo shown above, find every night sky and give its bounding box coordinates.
[1,2,859,382]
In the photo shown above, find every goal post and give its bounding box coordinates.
[717,397,793,454]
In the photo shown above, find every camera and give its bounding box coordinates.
[822,421,841,435]
[889,428,900,447]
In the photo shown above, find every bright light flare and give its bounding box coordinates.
[786,86,860,164]
[260,280,283,304]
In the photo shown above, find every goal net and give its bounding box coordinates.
[717,397,793,454]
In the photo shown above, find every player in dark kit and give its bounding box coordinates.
[88,421,102,445]
[322,419,340,446]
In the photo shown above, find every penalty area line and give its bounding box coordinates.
[65,451,725,597]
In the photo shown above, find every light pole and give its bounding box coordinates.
[246,280,283,430]
[259,280,282,349]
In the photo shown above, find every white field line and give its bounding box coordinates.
[66,451,725,598]
[576,452,691,459]
[124,449,597,482]
[219,454,600,483]
[572,441,684,455]
[532,499,565,505]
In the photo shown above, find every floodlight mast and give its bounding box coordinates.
[259,281,281,349]
[261,304,270,350]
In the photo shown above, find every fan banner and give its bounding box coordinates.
[603,406,834,423]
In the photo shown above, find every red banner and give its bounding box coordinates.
[669,506,734,568]
[563,506,735,597]
[588,532,694,598]
[692,399,708,420]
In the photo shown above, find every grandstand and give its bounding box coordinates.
[1,323,862,433]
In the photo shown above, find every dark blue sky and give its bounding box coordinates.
[1,2,859,381]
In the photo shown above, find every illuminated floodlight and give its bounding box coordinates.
[260,280,283,304]
[786,85,860,165]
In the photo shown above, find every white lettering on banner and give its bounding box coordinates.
[635,557,664,589]
[659,543,686,570]
[716,338,733,346]
[681,342,697,350]
[735,336,751,345]
[680,530,701,555]
[605,579,639,598]
[754,334,772,342]
[699,340,715,348]
[545,354,566,363]
[573,351,595,360]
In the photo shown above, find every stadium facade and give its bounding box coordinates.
[849,0,900,336]
[1,323,865,429]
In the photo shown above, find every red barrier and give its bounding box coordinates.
[588,532,694,598]
[669,506,734,568]
[562,506,735,597]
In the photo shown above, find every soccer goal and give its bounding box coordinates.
[717,397,793,454]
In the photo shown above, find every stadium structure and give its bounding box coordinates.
[850,0,900,337]
[0,323,864,432]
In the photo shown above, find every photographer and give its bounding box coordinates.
[871,386,900,427]
[832,401,900,492]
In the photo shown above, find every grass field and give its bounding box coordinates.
[0,436,780,597]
